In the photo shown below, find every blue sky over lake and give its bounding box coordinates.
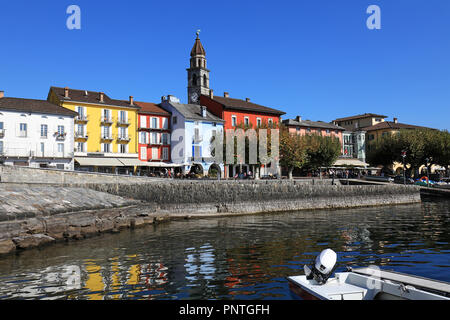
[0,0,449,129]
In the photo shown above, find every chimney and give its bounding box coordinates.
[161,96,166,102]
[393,117,398,123]
[99,92,104,103]
[64,87,69,99]
[129,96,134,106]
[209,89,214,99]
[295,116,302,122]
[245,98,250,102]
[224,92,229,98]
[201,106,207,118]
[0,91,4,99]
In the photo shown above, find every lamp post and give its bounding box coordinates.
[425,157,432,187]
[401,150,407,185]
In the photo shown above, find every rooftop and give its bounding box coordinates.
[165,101,224,123]
[0,97,78,117]
[49,87,140,109]
[283,118,346,131]
[135,101,171,116]
[333,113,388,122]
[204,95,285,116]
[364,121,430,131]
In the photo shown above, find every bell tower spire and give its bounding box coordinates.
[187,30,210,104]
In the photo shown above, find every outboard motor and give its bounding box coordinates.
[304,249,337,285]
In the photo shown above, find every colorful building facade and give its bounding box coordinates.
[47,87,141,173]
[0,91,77,170]
[160,95,224,177]
[135,101,171,163]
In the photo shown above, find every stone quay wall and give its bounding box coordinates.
[81,180,422,215]
[0,165,163,185]
[0,184,162,256]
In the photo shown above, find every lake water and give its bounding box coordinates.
[0,198,448,300]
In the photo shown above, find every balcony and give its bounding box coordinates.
[75,115,89,123]
[193,135,203,143]
[117,135,131,142]
[101,117,114,125]
[55,132,67,141]
[75,132,88,139]
[117,119,130,126]
[101,134,114,141]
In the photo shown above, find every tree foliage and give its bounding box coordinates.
[366,128,450,177]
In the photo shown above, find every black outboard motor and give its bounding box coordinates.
[304,249,338,285]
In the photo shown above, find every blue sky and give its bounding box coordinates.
[0,0,449,129]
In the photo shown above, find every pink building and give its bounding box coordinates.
[282,116,345,152]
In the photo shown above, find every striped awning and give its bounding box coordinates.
[118,158,150,167]
[75,157,124,167]
[333,158,369,167]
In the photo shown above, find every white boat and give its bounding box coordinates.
[287,249,450,300]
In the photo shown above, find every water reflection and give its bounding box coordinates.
[0,199,449,300]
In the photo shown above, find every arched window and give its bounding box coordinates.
[197,59,200,67]
[192,74,197,86]
[203,75,207,87]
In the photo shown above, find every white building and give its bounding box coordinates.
[0,91,77,170]
[160,95,225,176]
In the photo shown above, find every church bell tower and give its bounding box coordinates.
[187,31,210,104]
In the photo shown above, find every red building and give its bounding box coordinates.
[135,102,171,163]
[199,91,285,130]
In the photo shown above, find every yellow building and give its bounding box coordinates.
[47,87,142,173]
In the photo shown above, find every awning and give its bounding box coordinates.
[75,157,124,167]
[333,158,369,167]
[118,158,150,167]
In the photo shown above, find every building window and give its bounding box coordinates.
[119,127,127,140]
[326,129,330,134]
[102,143,111,153]
[140,115,147,128]
[102,126,110,139]
[152,147,158,159]
[119,110,127,123]
[140,147,147,160]
[119,144,127,154]
[244,117,249,126]
[193,146,201,158]
[57,125,65,135]
[257,118,262,127]
[103,109,111,122]
[162,147,169,160]
[151,132,158,144]
[173,116,177,125]
[203,75,207,87]
[40,124,48,138]
[162,133,169,145]
[162,117,169,129]
[268,118,273,126]
[140,131,147,144]
[58,143,64,153]
[76,142,85,152]
[232,116,237,127]
[40,142,45,155]
[306,128,311,133]
[0,141,3,154]
[151,117,158,129]
[19,123,27,137]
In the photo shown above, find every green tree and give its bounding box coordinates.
[279,128,307,180]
